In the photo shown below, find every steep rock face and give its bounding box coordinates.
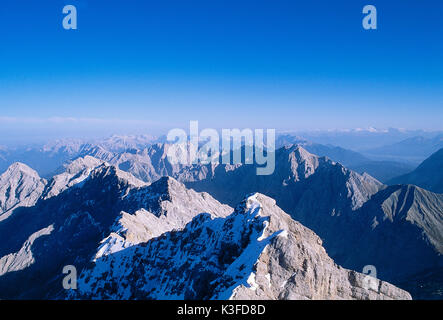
[70,142,200,184]
[94,176,232,259]
[341,185,443,283]
[0,164,142,299]
[388,148,443,194]
[42,156,105,199]
[0,163,47,221]
[73,193,411,300]
[183,146,383,254]
[179,146,442,298]
[184,145,382,210]
[0,166,230,299]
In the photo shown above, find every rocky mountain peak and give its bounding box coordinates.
[3,162,41,179]
[63,156,104,175]
[72,192,411,300]
[0,163,46,220]
[284,145,320,180]
[148,176,182,194]
[87,163,147,189]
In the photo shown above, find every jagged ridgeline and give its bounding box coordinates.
[0,145,442,299]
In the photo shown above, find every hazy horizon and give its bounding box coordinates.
[1,0,442,142]
[0,125,442,150]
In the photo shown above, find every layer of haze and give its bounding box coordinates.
[0,0,442,143]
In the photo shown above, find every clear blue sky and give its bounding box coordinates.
[0,0,442,141]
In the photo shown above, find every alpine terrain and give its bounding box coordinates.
[0,158,411,300]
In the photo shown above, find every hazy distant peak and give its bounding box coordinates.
[63,156,105,175]
[87,163,147,189]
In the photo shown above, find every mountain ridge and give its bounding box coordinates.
[72,193,411,300]
[388,148,443,194]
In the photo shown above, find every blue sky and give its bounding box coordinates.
[0,0,442,141]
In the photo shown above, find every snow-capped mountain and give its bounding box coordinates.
[42,156,106,199]
[388,148,443,194]
[0,163,231,299]
[0,143,441,299]
[0,159,411,300]
[72,193,410,300]
[180,146,442,296]
[0,162,47,221]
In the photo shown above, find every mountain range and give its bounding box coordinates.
[363,135,443,164]
[0,160,411,300]
[0,139,441,299]
[180,146,443,294]
[0,133,429,183]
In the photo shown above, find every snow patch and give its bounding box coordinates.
[247,272,258,291]
[278,229,288,239]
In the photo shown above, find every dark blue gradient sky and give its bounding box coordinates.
[0,0,442,139]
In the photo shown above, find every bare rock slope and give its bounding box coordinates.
[0,163,47,221]
[73,193,411,300]
[0,164,231,299]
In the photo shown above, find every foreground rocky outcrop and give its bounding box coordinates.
[72,193,411,300]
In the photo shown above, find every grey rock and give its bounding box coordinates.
[73,193,411,300]
[0,162,47,221]
[0,164,230,299]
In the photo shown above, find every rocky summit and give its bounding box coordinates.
[71,193,411,300]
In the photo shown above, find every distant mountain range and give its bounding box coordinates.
[0,134,421,183]
[275,134,415,182]
[363,135,443,164]
[0,135,160,177]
